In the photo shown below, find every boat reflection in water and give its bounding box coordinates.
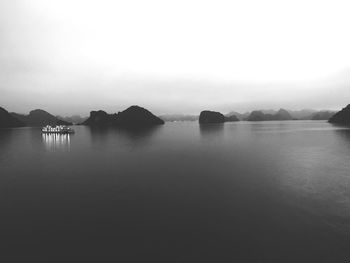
[42,133,71,151]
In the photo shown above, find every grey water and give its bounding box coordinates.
[1,121,350,262]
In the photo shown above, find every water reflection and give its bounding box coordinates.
[199,123,224,140]
[333,128,350,150]
[88,126,162,147]
[42,133,71,151]
[3,122,350,261]
[0,129,13,147]
[0,129,14,160]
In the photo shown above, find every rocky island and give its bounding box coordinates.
[199,110,239,124]
[0,107,25,128]
[199,111,225,124]
[82,105,164,127]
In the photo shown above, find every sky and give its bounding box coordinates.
[1,0,350,116]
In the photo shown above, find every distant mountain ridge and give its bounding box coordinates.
[56,115,88,125]
[1,105,340,129]
[311,111,336,120]
[288,109,317,120]
[82,105,164,127]
[247,109,293,121]
[226,109,336,121]
[159,114,198,122]
[11,109,72,127]
[226,111,250,121]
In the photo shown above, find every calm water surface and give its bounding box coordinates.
[1,121,350,262]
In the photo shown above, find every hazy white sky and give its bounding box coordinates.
[1,0,350,115]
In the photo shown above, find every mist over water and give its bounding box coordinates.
[1,121,350,262]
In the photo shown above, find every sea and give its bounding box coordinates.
[1,121,350,262]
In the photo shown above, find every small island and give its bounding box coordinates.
[199,110,239,124]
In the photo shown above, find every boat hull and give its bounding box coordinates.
[42,131,75,134]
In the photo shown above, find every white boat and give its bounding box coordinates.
[42,125,75,134]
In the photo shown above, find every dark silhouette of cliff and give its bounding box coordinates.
[115,106,164,126]
[83,106,164,127]
[81,110,116,126]
[199,111,226,124]
[0,107,25,128]
[11,109,72,127]
[329,105,350,124]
